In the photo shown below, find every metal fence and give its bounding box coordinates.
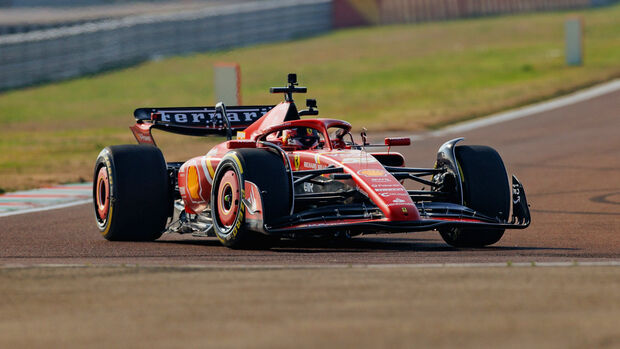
[0,0,331,90]
[379,0,588,24]
[333,0,619,27]
[1,0,189,7]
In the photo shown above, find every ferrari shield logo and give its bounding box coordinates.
[294,154,300,170]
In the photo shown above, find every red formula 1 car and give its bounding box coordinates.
[93,74,530,248]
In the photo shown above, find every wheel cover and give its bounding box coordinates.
[95,166,110,220]
[217,170,240,227]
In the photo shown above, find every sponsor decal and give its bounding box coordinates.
[230,203,245,239]
[303,182,314,193]
[303,161,317,169]
[129,125,155,145]
[387,202,415,207]
[369,177,391,182]
[376,188,406,192]
[154,107,272,127]
[380,192,408,198]
[357,169,386,177]
[392,198,406,203]
[341,157,378,164]
[236,131,246,140]
[136,133,152,143]
[374,188,408,197]
[402,207,408,214]
[513,185,521,204]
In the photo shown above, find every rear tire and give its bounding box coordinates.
[439,145,510,247]
[93,145,171,241]
[211,149,290,248]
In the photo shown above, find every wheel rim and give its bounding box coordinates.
[217,170,240,228]
[95,166,110,220]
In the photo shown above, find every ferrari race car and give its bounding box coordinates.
[93,74,530,248]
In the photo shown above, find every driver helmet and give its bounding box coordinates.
[282,127,320,149]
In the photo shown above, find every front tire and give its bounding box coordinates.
[211,149,290,248]
[93,145,171,241]
[439,145,510,247]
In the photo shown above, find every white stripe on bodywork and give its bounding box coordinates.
[201,158,213,185]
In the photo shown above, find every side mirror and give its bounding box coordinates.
[384,137,411,146]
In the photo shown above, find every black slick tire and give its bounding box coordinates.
[211,148,290,248]
[439,145,510,247]
[93,145,170,241]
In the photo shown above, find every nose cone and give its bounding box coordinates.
[368,182,419,221]
[349,166,420,221]
[316,151,421,221]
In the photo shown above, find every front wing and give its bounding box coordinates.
[264,176,530,236]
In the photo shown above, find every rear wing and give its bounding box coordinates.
[131,105,274,145]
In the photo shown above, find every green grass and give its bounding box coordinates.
[1,4,620,190]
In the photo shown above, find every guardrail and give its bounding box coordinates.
[0,0,331,91]
[0,19,114,36]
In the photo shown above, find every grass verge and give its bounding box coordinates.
[1,4,620,190]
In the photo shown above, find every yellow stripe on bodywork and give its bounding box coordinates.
[206,158,216,178]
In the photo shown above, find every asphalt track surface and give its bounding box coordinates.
[1,89,619,266]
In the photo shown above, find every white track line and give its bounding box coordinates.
[1,261,619,269]
[2,79,620,218]
[0,199,92,218]
[416,78,620,139]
